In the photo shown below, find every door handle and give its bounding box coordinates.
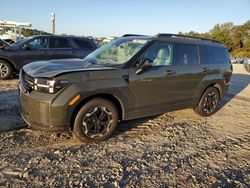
[165,70,176,75]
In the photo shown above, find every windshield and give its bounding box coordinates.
[84,37,149,65]
[11,38,29,47]
[0,39,9,47]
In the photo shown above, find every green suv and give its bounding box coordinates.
[19,34,232,143]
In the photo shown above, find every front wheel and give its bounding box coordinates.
[73,98,118,143]
[0,60,13,80]
[194,87,220,117]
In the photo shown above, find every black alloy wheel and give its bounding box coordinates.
[73,98,118,143]
[194,86,220,117]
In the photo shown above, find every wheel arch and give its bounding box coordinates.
[69,93,124,130]
[196,83,222,106]
[0,57,17,71]
[213,83,223,99]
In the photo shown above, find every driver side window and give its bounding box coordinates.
[26,38,48,49]
[142,42,173,66]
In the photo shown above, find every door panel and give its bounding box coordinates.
[173,43,203,105]
[129,66,178,113]
[71,38,97,58]
[128,41,177,113]
[16,49,50,68]
[49,37,78,59]
[174,64,204,103]
[12,37,50,69]
[50,48,77,59]
[75,49,93,59]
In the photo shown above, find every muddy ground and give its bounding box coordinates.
[0,65,249,187]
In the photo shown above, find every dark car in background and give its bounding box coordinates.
[19,33,232,143]
[0,35,98,79]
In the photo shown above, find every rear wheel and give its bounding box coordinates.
[73,98,118,143]
[0,60,13,79]
[195,87,220,117]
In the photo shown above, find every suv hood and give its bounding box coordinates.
[23,59,115,77]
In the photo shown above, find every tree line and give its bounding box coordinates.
[22,28,51,37]
[179,20,250,58]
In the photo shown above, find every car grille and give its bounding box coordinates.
[24,72,34,89]
[20,69,34,92]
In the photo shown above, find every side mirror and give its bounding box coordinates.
[22,44,31,50]
[136,58,153,74]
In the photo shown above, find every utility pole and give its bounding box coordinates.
[51,13,55,35]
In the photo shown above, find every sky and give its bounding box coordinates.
[0,0,249,37]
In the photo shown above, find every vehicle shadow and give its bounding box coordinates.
[218,73,250,110]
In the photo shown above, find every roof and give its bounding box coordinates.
[122,33,225,47]
[31,35,90,40]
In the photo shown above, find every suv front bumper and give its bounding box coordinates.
[19,84,69,132]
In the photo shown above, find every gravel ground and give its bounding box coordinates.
[0,65,249,187]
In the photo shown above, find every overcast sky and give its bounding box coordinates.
[1,0,249,37]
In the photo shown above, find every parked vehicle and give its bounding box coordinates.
[230,57,237,64]
[19,33,232,143]
[244,58,250,72]
[0,35,98,79]
[236,58,245,64]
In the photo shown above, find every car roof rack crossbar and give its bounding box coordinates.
[122,34,148,37]
[156,33,221,43]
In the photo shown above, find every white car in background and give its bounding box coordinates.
[230,58,237,64]
[244,58,250,72]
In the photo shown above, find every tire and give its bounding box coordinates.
[194,86,220,117]
[73,98,118,143]
[0,60,13,79]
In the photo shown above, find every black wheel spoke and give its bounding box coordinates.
[99,110,106,120]
[203,92,218,114]
[82,106,113,138]
[0,63,8,77]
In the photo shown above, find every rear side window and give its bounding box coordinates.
[50,38,73,48]
[73,39,94,49]
[199,45,229,64]
[175,44,198,65]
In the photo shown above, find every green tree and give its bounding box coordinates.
[209,22,234,52]
[179,20,250,57]
[22,28,51,37]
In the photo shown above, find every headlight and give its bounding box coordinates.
[33,78,69,94]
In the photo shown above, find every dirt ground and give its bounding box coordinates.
[0,65,249,187]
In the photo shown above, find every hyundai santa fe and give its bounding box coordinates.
[19,33,232,143]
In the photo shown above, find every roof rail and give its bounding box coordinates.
[156,33,221,43]
[122,34,148,37]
